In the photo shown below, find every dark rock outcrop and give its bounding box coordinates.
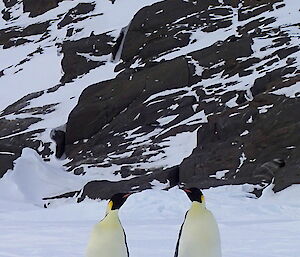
[1,0,17,20]
[61,33,114,83]
[180,94,300,191]
[3,0,17,8]
[65,56,190,145]
[121,0,233,65]
[23,0,62,17]
[50,126,66,159]
[43,166,179,202]
[58,3,96,29]
[0,21,50,48]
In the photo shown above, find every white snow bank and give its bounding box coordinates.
[0,148,86,206]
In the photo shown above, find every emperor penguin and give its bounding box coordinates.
[86,193,131,257]
[174,187,221,257]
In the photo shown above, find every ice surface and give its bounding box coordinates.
[0,184,300,257]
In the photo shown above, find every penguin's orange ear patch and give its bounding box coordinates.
[122,193,131,198]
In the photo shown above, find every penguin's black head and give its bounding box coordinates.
[108,193,131,211]
[182,187,204,203]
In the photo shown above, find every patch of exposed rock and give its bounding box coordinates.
[61,33,114,83]
[23,0,63,17]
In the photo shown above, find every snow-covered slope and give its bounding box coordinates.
[0,0,169,192]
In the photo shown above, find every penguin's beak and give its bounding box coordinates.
[183,189,192,193]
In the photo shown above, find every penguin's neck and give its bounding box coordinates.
[105,209,119,218]
[101,209,121,227]
[190,201,206,211]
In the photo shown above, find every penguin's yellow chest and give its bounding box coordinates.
[86,211,128,257]
[178,203,221,257]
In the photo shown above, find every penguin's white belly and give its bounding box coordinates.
[86,215,128,257]
[178,208,221,257]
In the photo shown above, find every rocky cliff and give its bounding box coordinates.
[0,0,299,201]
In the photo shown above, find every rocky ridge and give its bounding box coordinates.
[0,0,299,202]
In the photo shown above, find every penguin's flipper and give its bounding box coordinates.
[174,211,188,257]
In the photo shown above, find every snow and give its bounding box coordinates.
[286,146,296,149]
[235,152,247,175]
[271,82,300,98]
[0,180,300,257]
[145,88,188,104]
[153,130,198,167]
[0,151,15,155]
[157,115,179,126]
[0,46,62,111]
[246,116,253,124]
[258,104,274,114]
[225,94,239,108]
[0,148,87,205]
[163,110,207,130]
[125,128,199,170]
[187,56,204,76]
[240,130,249,136]
[210,170,230,179]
